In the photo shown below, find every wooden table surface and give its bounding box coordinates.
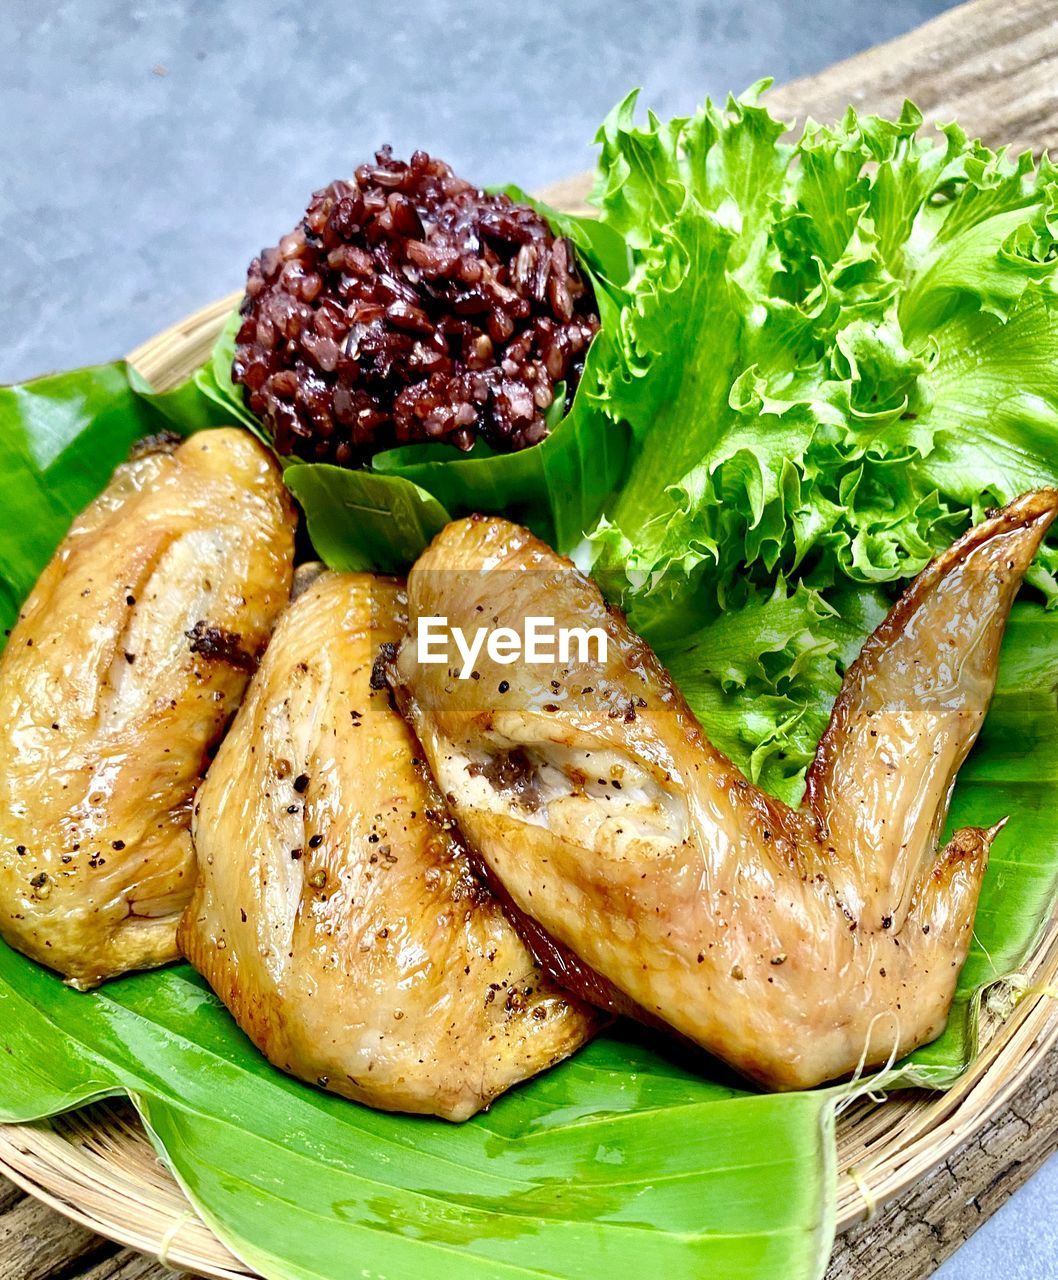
[3,0,1058,1276]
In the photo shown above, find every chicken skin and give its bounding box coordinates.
[0,429,296,988]
[179,571,598,1121]
[390,493,1058,1090]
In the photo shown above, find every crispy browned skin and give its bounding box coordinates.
[179,571,598,1121]
[0,429,296,988]
[391,493,1058,1090]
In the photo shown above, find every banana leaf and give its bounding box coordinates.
[284,463,452,573]
[0,363,165,628]
[0,956,836,1280]
[1,362,1057,1280]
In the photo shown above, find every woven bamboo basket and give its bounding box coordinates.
[0,285,1057,1277]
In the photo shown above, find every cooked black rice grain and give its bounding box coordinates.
[233,148,600,463]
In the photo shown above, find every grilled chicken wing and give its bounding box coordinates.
[179,571,598,1121]
[0,429,295,988]
[390,493,1058,1090]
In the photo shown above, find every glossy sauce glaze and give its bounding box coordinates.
[391,494,1058,1089]
[0,429,296,988]
[180,571,599,1121]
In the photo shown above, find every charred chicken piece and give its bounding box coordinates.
[390,494,1058,1090]
[0,429,296,988]
[179,571,598,1121]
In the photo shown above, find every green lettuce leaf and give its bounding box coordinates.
[657,582,886,805]
[586,88,1058,645]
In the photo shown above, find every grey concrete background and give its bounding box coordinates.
[3,2,1057,1277]
[2,0,959,383]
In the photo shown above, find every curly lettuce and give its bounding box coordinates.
[587,89,1058,646]
[569,87,1058,795]
[655,581,886,804]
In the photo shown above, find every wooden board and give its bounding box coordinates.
[4,0,1058,1276]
